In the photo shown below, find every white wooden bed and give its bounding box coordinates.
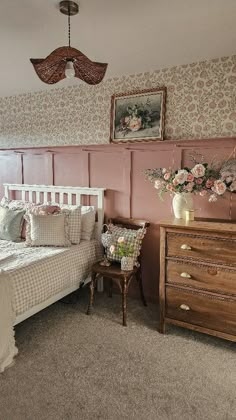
[3,183,105,326]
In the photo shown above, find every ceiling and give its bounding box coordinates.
[1,0,236,98]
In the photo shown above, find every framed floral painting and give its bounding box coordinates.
[110,87,166,143]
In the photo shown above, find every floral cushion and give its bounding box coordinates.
[106,225,146,267]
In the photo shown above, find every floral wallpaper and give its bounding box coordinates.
[0,55,235,148]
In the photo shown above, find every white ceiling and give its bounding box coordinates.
[1,0,236,98]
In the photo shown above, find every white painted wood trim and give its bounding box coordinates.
[3,183,106,240]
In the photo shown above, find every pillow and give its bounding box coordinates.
[58,205,81,244]
[0,206,25,242]
[81,206,96,241]
[25,212,71,247]
[0,198,61,239]
[106,225,146,267]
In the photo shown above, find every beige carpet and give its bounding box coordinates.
[0,288,236,420]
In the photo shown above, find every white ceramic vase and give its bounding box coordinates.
[172,193,193,219]
[121,256,134,271]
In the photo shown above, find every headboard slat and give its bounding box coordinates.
[3,184,105,240]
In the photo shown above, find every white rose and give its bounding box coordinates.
[154,179,163,190]
[117,236,125,244]
[174,169,188,185]
[230,180,236,192]
[209,194,217,202]
[109,245,115,254]
[191,164,206,178]
[212,180,227,195]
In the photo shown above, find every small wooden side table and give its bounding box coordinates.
[86,261,147,326]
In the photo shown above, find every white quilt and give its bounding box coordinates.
[0,270,18,372]
[0,239,103,372]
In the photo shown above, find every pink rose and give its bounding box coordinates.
[164,172,171,181]
[206,179,214,188]
[128,117,142,132]
[196,178,203,184]
[212,180,227,195]
[187,173,194,182]
[184,182,194,192]
[172,178,179,186]
[191,164,206,178]
[166,184,175,192]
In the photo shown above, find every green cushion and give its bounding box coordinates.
[0,206,25,242]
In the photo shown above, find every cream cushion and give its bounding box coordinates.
[25,212,71,247]
[81,206,96,241]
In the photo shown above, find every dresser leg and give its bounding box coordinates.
[86,272,97,315]
[122,277,128,327]
[159,320,166,334]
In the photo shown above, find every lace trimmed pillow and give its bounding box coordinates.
[25,211,71,247]
[106,225,146,267]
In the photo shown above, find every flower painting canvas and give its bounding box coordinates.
[110,87,166,143]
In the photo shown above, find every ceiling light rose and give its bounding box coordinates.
[30,0,107,85]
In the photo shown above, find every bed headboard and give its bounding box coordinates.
[3,183,106,239]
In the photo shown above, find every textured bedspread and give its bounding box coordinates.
[0,239,102,317]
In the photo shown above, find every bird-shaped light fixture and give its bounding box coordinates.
[30,0,108,85]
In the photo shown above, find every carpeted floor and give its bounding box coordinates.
[1,288,236,420]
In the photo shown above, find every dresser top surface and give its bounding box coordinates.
[160,218,236,234]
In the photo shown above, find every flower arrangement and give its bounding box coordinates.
[109,236,134,257]
[145,160,231,202]
[220,159,236,193]
[118,99,153,136]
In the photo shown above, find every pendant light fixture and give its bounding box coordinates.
[30,1,108,85]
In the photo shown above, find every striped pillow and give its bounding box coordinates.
[106,225,146,267]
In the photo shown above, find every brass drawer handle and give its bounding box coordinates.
[180,272,192,279]
[180,304,190,311]
[181,244,192,250]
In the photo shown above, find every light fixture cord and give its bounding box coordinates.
[68,5,71,47]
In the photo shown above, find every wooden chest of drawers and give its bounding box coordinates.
[159,219,236,342]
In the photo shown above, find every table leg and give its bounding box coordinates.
[86,272,97,315]
[108,278,113,298]
[122,277,128,327]
[136,269,147,307]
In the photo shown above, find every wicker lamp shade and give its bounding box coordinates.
[30,46,108,85]
[30,1,108,86]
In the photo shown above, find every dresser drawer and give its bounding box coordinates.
[166,286,236,336]
[166,260,236,295]
[167,233,236,265]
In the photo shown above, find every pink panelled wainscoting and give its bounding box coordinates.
[0,137,235,302]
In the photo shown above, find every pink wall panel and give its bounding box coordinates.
[23,154,50,185]
[89,150,131,219]
[54,151,88,187]
[0,152,22,198]
[0,137,235,302]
